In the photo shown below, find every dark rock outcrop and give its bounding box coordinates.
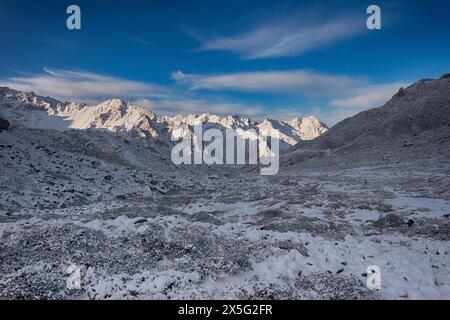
[0,117,10,131]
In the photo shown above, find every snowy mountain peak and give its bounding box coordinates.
[0,87,328,148]
[0,87,62,113]
[286,115,328,141]
[100,98,128,108]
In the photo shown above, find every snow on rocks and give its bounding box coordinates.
[1,76,449,299]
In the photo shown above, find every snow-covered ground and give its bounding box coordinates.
[1,79,449,300]
[1,153,449,299]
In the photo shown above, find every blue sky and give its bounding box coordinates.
[0,0,449,125]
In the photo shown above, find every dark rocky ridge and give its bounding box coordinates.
[281,74,450,170]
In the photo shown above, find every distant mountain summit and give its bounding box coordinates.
[0,87,328,150]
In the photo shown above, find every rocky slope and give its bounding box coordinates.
[281,74,450,171]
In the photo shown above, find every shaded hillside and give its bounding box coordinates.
[281,74,450,170]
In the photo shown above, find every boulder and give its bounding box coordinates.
[0,117,10,131]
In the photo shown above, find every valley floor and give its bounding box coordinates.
[1,166,449,299]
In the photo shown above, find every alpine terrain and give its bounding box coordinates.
[0,74,449,300]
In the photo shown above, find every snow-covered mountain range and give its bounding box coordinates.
[0,87,328,151]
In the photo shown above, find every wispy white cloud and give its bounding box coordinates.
[0,67,273,119]
[316,82,409,126]
[129,36,154,47]
[134,98,314,122]
[133,98,268,119]
[0,67,408,127]
[330,82,409,109]
[173,69,408,125]
[0,67,167,102]
[192,16,363,59]
[173,69,366,97]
